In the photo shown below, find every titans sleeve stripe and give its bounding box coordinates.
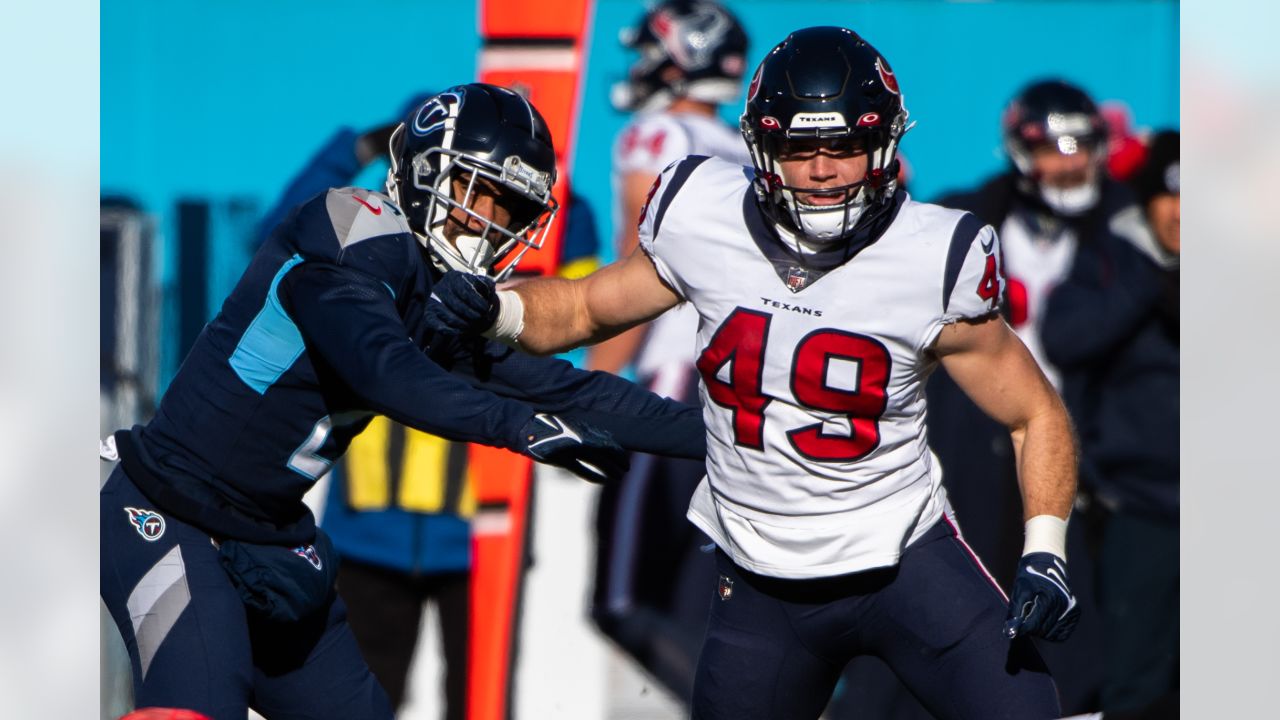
[653,154,710,238]
[942,212,986,313]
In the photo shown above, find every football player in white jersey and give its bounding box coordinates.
[427,27,1080,719]
[589,1,751,704]
[594,0,751,383]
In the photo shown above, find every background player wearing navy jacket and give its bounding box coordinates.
[99,83,705,720]
[1043,130,1180,716]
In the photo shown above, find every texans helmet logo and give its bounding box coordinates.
[650,9,675,40]
[876,57,900,95]
[124,507,166,542]
[747,63,763,102]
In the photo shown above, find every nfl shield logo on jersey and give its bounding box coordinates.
[718,575,734,601]
[785,266,810,292]
[293,544,324,571]
[124,507,165,541]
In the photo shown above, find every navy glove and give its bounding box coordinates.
[427,270,501,336]
[1004,552,1080,641]
[519,413,629,484]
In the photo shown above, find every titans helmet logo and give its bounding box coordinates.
[413,90,465,137]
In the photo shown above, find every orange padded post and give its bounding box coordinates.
[468,2,594,719]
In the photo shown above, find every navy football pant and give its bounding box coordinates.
[592,450,716,706]
[100,467,393,720]
[691,517,1060,720]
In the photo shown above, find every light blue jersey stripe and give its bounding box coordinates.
[229,254,306,394]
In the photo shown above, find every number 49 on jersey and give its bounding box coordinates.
[695,308,891,463]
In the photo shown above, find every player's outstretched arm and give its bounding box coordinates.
[427,247,680,355]
[932,315,1081,641]
[281,262,631,483]
[584,169,665,373]
[456,341,706,460]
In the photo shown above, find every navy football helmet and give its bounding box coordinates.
[611,0,748,113]
[741,27,911,247]
[1002,79,1107,217]
[387,83,559,280]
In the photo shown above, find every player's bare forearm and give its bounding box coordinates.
[512,252,675,354]
[1009,397,1077,521]
[516,248,680,356]
[934,316,1077,520]
[579,170,668,371]
[511,275,598,354]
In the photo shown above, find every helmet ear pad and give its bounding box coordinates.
[386,84,560,279]
[740,26,910,246]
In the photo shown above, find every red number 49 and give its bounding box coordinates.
[695,308,891,462]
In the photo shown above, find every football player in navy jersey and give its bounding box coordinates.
[99,83,706,720]
[427,31,1082,720]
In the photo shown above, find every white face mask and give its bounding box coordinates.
[791,196,867,248]
[1038,179,1100,217]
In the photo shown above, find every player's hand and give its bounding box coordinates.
[519,413,629,484]
[1004,552,1080,641]
[426,271,500,336]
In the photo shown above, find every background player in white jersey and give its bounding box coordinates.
[588,1,750,705]
[594,0,751,380]
[426,27,1080,719]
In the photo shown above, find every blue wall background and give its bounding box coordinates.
[102,0,1178,380]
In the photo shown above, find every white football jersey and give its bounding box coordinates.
[612,112,750,395]
[997,212,1077,389]
[639,156,1005,579]
[999,203,1161,391]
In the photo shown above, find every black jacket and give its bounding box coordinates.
[1042,225,1179,520]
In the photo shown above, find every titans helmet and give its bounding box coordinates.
[1002,79,1108,217]
[386,83,558,280]
[740,27,911,247]
[611,0,748,113]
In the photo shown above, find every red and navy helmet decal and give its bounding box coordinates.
[875,56,899,95]
[650,8,675,39]
[747,62,763,102]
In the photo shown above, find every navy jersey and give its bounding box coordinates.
[122,187,703,544]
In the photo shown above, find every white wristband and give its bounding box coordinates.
[482,289,525,346]
[1022,515,1068,560]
